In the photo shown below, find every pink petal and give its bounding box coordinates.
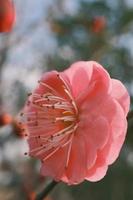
[78,93,127,169]
[79,94,125,139]
[99,125,127,165]
[90,61,111,93]
[78,116,109,150]
[77,62,111,106]
[63,61,93,98]
[111,79,130,115]
[64,136,88,184]
[85,148,109,182]
[63,116,109,184]
[106,131,127,165]
[86,165,108,182]
[110,99,127,139]
[65,116,109,184]
[64,131,97,185]
[98,100,127,165]
[40,145,69,181]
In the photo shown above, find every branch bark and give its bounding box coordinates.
[35,180,58,200]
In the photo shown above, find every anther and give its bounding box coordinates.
[27,101,31,106]
[24,152,28,155]
[50,135,54,139]
[27,92,32,96]
[34,121,38,126]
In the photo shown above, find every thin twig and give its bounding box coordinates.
[35,180,58,200]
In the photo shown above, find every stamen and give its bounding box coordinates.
[32,93,43,98]
[64,88,78,114]
[65,134,74,168]
[30,144,46,154]
[54,103,73,111]
[27,92,32,96]
[20,112,24,116]
[25,74,79,167]
[33,98,49,103]
[55,116,76,122]
[46,95,66,102]
[49,123,74,137]
[42,146,60,161]
[57,74,71,93]
[38,81,59,95]
[23,111,54,119]
[63,111,74,115]
[57,74,78,112]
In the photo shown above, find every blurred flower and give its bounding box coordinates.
[27,191,36,200]
[0,112,13,126]
[91,16,106,33]
[11,119,26,138]
[0,0,15,32]
[22,61,130,185]
[50,22,65,34]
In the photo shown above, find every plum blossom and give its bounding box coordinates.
[22,61,130,185]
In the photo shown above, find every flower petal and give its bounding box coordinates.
[77,62,111,106]
[99,125,127,165]
[40,146,69,181]
[64,131,97,184]
[63,61,93,98]
[98,100,127,165]
[78,93,127,168]
[111,79,130,115]
[78,116,109,150]
[86,165,108,182]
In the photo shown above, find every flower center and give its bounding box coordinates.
[23,74,78,167]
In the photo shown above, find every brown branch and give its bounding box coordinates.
[35,180,58,200]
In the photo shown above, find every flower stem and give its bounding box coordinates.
[35,180,58,200]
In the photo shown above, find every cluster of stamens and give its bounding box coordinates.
[22,74,78,167]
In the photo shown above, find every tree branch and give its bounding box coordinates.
[35,180,58,200]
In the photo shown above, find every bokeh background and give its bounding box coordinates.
[0,0,133,199]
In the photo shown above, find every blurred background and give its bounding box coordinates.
[0,0,133,199]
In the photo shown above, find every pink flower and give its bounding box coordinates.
[91,16,106,33]
[0,0,15,33]
[23,61,130,185]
